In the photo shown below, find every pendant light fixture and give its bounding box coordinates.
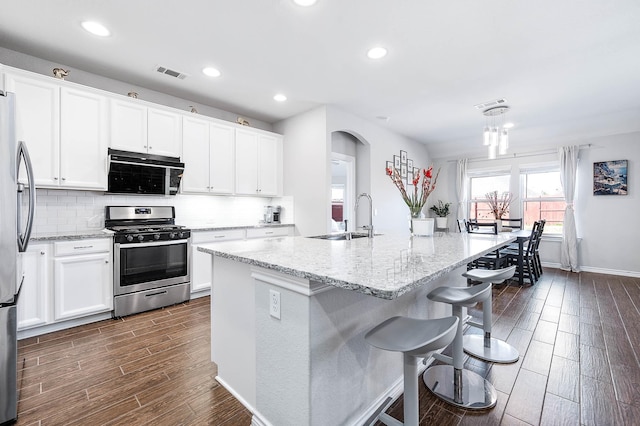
[482,105,510,159]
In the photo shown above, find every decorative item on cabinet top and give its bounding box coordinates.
[52,68,69,79]
[189,105,198,113]
[236,117,250,126]
[127,91,139,99]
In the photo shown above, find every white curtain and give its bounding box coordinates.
[559,146,579,271]
[456,159,468,225]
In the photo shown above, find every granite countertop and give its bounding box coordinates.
[31,230,114,241]
[198,232,516,300]
[190,223,294,232]
[30,223,294,242]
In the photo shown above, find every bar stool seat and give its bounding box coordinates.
[423,282,498,410]
[462,265,519,364]
[365,316,458,426]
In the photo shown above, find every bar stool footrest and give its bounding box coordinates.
[423,365,497,410]
[463,335,519,364]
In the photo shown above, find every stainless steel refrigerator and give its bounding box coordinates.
[0,91,35,424]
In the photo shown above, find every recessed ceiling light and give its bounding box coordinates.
[503,122,514,129]
[367,47,387,59]
[274,94,287,102]
[81,21,110,37]
[202,67,221,77]
[293,0,317,6]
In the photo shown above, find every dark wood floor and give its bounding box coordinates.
[15,296,251,425]
[15,268,640,425]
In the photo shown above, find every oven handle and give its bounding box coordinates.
[117,239,190,249]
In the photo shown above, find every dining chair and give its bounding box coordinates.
[465,221,507,271]
[532,219,546,278]
[504,221,541,285]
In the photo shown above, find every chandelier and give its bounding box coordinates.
[482,105,511,159]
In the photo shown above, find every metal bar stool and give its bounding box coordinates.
[365,316,459,426]
[461,265,519,363]
[423,283,498,410]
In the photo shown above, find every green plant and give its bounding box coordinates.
[429,200,451,217]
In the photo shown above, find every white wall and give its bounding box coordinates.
[274,106,329,237]
[433,131,640,276]
[0,46,273,131]
[576,132,639,275]
[31,189,294,237]
[326,106,432,234]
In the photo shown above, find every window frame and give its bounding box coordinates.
[467,168,512,221]
[519,166,566,234]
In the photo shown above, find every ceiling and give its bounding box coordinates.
[1,0,640,159]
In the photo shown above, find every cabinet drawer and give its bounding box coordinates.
[54,239,111,256]
[192,229,245,244]
[246,227,290,239]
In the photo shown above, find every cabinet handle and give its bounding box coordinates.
[40,251,45,255]
[214,235,226,239]
[54,177,58,180]
[61,177,66,181]
[265,231,274,235]
[148,146,153,149]
[73,245,93,250]
[105,260,109,264]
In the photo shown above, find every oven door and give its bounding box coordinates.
[114,239,190,295]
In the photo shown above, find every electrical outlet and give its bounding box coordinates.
[269,289,281,319]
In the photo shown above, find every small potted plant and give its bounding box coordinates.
[430,200,451,229]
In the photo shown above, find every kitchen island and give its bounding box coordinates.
[199,232,515,426]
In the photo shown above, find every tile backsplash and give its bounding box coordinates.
[32,189,294,236]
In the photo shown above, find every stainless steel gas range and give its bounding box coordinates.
[105,206,191,317]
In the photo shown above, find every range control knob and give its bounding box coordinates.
[126,235,134,242]
[154,234,161,240]
[169,232,177,239]
[178,231,185,238]
[137,235,145,242]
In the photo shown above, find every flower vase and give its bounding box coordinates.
[494,219,502,232]
[435,217,448,229]
[412,217,434,236]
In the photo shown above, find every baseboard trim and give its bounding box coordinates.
[541,263,640,278]
[17,311,113,340]
[578,266,640,278]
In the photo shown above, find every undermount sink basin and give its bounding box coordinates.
[309,232,369,240]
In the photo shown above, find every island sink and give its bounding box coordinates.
[309,232,369,240]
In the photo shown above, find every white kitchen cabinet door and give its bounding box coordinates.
[191,229,245,293]
[182,116,211,193]
[209,123,234,194]
[256,133,279,196]
[109,98,148,153]
[147,107,182,157]
[53,252,113,321]
[234,129,259,195]
[60,87,108,190]
[5,72,60,187]
[17,244,50,330]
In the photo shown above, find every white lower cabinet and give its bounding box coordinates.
[53,239,113,321]
[191,229,245,293]
[17,243,49,330]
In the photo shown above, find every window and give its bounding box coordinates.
[469,174,510,220]
[521,170,565,234]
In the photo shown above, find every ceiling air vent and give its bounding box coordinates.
[474,98,507,110]
[155,65,188,80]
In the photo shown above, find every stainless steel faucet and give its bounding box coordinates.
[355,193,374,238]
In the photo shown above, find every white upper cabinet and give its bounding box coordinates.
[60,87,108,189]
[109,98,182,158]
[209,122,234,194]
[235,128,281,196]
[109,98,147,152]
[6,69,107,190]
[182,116,234,194]
[182,116,210,193]
[147,108,182,157]
[5,71,60,187]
